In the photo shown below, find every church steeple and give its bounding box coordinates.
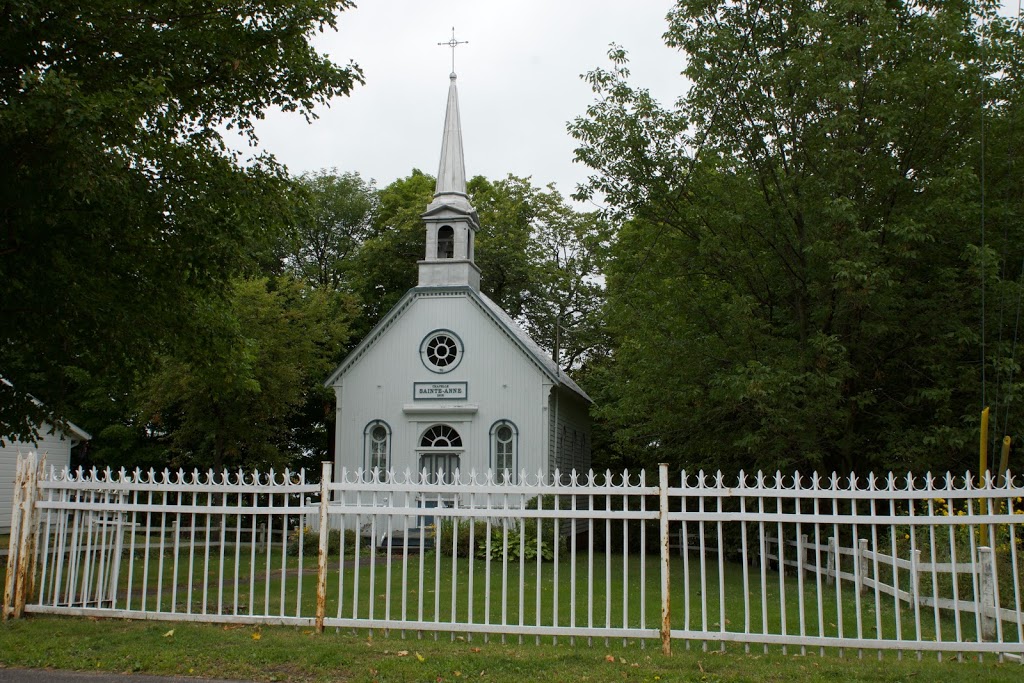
[418,65,481,291]
[434,74,467,201]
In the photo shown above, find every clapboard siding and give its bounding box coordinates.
[333,289,591,484]
[548,387,592,481]
[1,425,73,532]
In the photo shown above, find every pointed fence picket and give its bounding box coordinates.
[3,454,1023,661]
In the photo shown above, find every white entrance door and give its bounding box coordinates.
[417,424,464,527]
[418,452,461,484]
[418,453,460,528]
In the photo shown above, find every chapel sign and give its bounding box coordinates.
[413,382,468,400]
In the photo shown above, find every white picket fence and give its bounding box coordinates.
[4,453,1023,660]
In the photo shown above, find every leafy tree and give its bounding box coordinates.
[473,175,609,371]
[469,175,537,317]
[347,170,436,327]
[63,368,169,473]
[287,170,377,290]
[518,186,610,372]
[571,1,1024,475]
[0,0,362,443]
[137,277,354,471]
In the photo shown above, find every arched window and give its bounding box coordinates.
[490,420,518,484]
[420,424,462,448]
[437,225,455,258]
[364,420,391,473]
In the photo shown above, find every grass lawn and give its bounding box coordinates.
[5,536,1023,681]
[13,533,1018,648]
[0,615,1021,683]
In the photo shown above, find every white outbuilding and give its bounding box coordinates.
[324,72,592,487]
[1,418,90,533]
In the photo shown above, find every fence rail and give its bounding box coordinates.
[4,453,1023,661]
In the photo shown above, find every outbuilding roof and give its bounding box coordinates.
[0,376,92,443]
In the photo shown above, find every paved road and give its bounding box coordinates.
[0,671,253,683]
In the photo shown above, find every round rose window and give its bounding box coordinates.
[420,330,463,373]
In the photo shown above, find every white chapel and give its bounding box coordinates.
[324,71,592,484]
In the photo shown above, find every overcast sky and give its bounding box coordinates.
[242,0,685,197]
[243,1,1021,199]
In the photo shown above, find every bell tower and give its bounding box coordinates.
[418,72,482,291]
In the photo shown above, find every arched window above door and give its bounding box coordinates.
[420,424,462,448]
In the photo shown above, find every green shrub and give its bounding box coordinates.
[473,523,555,563]
[437,495,567,562]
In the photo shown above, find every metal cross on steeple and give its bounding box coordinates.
[438,27,468,75]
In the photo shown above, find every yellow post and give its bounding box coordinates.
[997,436,1011,486]
[1001,436,1015,516]
[979,407,990,546]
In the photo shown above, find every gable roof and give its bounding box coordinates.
[323,286,592,404]
[474,292,591,402]
[58,420,91,443]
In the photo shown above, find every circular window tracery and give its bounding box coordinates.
[420,330,463,373]
[427,335,458,366]
[420,424,463,448]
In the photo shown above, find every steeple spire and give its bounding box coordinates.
[434,73,467,199]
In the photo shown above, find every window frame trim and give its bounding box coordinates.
[362,419,393,474]
[419,328,465,374]
[489,419,519,484]
[418,422,464,449]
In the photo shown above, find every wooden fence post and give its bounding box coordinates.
[23,455,45,607]
[659,463,671,655]
[3,452,42,620]
[766,535,776,571]
[2,455,27,620]
[856,538,869,595]
[826,537,836,587]
[908,548,922,607]
[14,453,39,618]
[315,461,332,633]
[105,487,126,607]
[977,546,997,639]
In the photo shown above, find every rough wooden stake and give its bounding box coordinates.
[659,463,671,655]
[315,461,331,633]
[2,455,26,620]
